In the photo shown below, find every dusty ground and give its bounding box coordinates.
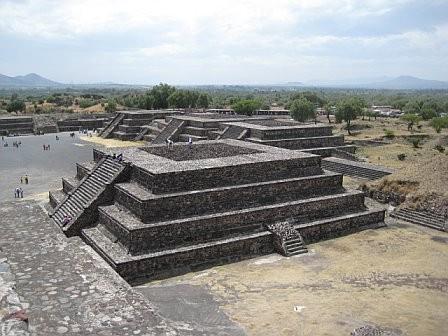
[140,217,448,336]
[79,135,144,148]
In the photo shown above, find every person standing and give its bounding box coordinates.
[19,188,24,198]
[24,175,29,184]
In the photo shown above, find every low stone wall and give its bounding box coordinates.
[251,126,333,140]
[57,118,107,131]
[116,232,275,282]
[250,135,344,150]
[298,210,385,243]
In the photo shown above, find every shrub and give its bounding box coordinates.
[397,153,406,161]
[78,99,96,109]
[411,138,420,148]
[434,145,445,153]
[384,129,395,139]
[430,116,448,133]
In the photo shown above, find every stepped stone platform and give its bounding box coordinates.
[140,113,356,158]
[0,116,34,135]
[98,110,183,140]
[49,139,385,283]
[391,208,447,232]
[57,115,109,132]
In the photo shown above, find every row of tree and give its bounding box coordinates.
[120,84,209,110]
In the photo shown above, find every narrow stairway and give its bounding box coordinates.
[152,119,185,144]
[99,113,125,138]
[267,221,308,257]
[50,157,128,235]
[283,235,308,256]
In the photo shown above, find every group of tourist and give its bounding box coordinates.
[20,175,29,184]
[111,153,124,161]
[12,140,22,148]
[14,187,24,198]
[42,144,51,150]
[14,175,30,199]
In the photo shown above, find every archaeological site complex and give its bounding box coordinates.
[47,110,389,283]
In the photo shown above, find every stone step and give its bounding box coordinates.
[99,190,366,253]
[321,157,393,181]
[286,248,308,256]
[390,210,446,231]
[82,207,384,282]
[81,226,274,282]
[397,208,446,223]
[245,135,344,149]
[115,172,344,221]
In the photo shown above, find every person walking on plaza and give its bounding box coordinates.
[19,188,23,198]
[14,188,19,198]
[24,175,29,184]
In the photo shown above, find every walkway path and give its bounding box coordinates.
[0,201,186,335]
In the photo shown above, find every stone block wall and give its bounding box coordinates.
[132,156,323,194]
[108,191,365,254]
[115,174,343,222]
[251,126,333,140]
[116,232,275,282]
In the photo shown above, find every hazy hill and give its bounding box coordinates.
[362,76,448,90]
[0,73,62,87]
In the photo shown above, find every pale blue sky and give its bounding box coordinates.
[1,0,447,84]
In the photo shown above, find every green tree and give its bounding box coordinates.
[232,99,262,116]
[430,116,448,133]
[323,103,333,123]
[6,99,26,113]
[197,93,209,110]
[420,106,438,121]
[105,101,117,113]
[138,94,155,110]
[401,113,422,131]
[289,98,316,122]
[167,91,188,108]
[336,98,363,135]
[291,91,325,107]
[149,83,176,109]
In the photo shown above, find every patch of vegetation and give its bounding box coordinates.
[384,129,395,139]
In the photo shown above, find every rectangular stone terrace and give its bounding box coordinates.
[45,139,385,283]
[221,119,356,156]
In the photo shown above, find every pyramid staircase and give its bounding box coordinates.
[50,157,129,236]
[152,119,185,144]
[390,208,447,232]
[217,125,248,140]
[99,113,125,138]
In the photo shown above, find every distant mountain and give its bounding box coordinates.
[306,75,448,90]
[361,76,448,90]
[0,73,62,87]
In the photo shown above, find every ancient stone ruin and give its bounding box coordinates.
[0,116,34,135]
[49,139,385,283]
